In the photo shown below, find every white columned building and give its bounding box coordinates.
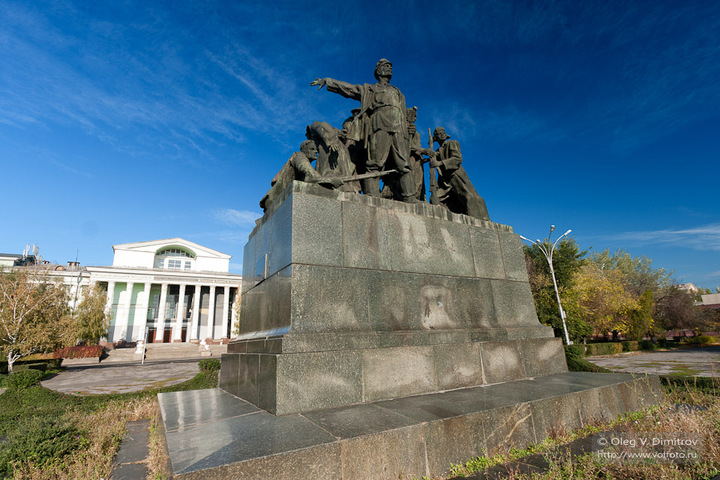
[84,238,242,344]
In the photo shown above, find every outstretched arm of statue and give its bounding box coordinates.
[322,78,362,100]
[311,78,327,89]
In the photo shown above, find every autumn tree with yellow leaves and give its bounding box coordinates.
[0,268,78,373]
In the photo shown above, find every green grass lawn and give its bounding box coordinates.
[0,360,219,480]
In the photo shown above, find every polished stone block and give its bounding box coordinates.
[340,425,428,479]
[218,354,240,397]
[362,346,437,402]
[159,389,260,432]
[490,279,541,327]
[289,264,371,333]
[341,201,393,270]
[469,227,505,280]
[291,193,344,267]
[387,209,476,277]
[498,230,530,282]
[480,341,527,385]
[434,342,484,389]
[275,350,363,415]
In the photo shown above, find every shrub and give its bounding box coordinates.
[13,362,48,373]
[639,339,659,350]
[7,369,44,389]
[621,340,639,352]
[566,355,611,373]
[657,338,672,348]
[685,335,717,345]
[585,342,623,356]
[199,358,221,372]
[54,345,103,359]
[661,375,720,394]
[564,344,585,359]
[0,416,83,477]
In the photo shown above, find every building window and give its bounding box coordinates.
[154,246,196,270]
[156,248,195,258]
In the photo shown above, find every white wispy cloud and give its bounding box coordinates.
[595,224,720,251]
[213,209,261,227]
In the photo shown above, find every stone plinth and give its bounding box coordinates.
[221,182,566,415]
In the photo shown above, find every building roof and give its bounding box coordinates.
[112,238,231,259]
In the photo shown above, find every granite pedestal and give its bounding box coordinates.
[159,182,665,478]
[222,182,567,414]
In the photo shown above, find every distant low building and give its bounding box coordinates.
[678,283,699,296]
[4,238,242,344]
[699,293,720,311]
[0,253,37,267]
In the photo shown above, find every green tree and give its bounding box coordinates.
[590,249,671,296]
[654,285,710,335]
[0,268,77,373]
[571,263,639,338]
[626,289,655,341]
[74,283,111,344]
[523,237,588,341]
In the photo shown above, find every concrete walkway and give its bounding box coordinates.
[587,346,720,377]
[41,360,201,395]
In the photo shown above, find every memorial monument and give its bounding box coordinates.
[158,59,663,479]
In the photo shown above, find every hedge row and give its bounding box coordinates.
[53,345,103,359]
[0,358,62,375]
[584,342,623,356]
[684,335,718,345]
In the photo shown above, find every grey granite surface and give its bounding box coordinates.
[161,372,664,479]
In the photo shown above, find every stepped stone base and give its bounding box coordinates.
[220,335,567,415]
[159,372,664,479]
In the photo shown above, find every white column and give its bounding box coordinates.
[221,286,230,339]
[156,283,169,343]
[136,282,151,343]
[105,281,116,313]
[207,285,217,340]
[119,281,134,341]
[230,288,239,339]
[105,281,116,340]
[189,285,201,342]
[173,284,186,342]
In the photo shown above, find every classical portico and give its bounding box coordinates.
[88,238,242,343]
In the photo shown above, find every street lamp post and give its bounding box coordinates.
[520,225,573,345]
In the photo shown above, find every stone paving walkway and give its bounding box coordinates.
[41,360,200,395]
[587,346,720,377]
[110,419,150,480]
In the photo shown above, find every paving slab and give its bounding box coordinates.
[111,420,150,480]
[41,360,200,395]
[588,346,720,377]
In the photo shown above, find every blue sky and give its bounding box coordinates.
[1,0,719,287]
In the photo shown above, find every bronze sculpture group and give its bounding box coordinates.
[260,59,490,222]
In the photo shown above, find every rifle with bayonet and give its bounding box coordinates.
[307,169,398,187]
[428,128,439,205]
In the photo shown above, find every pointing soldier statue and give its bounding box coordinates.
[311,59,418,202]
